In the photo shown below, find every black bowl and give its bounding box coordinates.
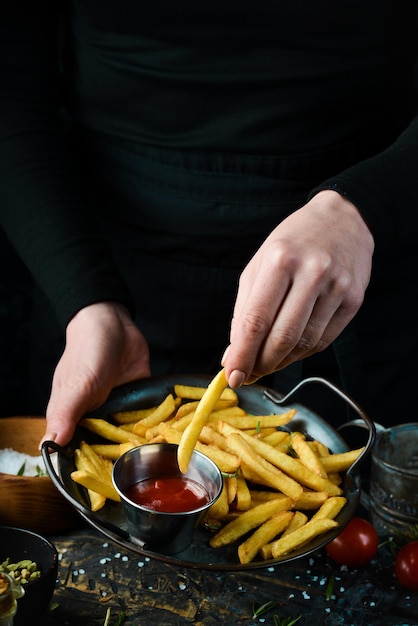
[0,526,58,625]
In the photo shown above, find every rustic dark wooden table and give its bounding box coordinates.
[39,520,418,626]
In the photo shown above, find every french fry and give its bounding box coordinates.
[74,449,106,512]
[80,417,144,445]
[70,469,121,502]
[238,510,294,564]
[294,490,329,510]
[320,448,365,473]
[290,431,328,478]
[177,368,229,473]
[174,382,237,402]
[210,498,294,549]
[159,422,240,473]
[261,430,291,448]
[270,518,338,558]
[219,422,342,496]
[310,496,347,521]
[132,393,177,436]
[112,406,158,424]
[90,442,137,460]
[209,410,296,430]
[226,476,238,505]
[208,481,229,520]
[235,476,252,511]
[259,510,308,559]
[226,432,303,501]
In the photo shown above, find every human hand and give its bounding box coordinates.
[222,190,374,388]
[40,301,150,448]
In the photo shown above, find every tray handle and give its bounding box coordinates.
[41,440,132,543]
[263,376,376,478]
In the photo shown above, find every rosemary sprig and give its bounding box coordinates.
[273,614,302,626]
[325,574,335,600]
[252,600,277,618]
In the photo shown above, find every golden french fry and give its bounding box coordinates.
[294,490,329,510]
[290,431,328,478]
[238,510,294,564]
[261,430,291,448]
[112,406,158,424]
[70,469,121,502]
[79,440,112,479]
[174,382,237,402]
[310,496,347,521]
[159,422,240,473]
[235,476,251,511]
[228,433,303,501]
[210,498,294,549]
[198,424,230,451]
[226,476,238,505]
[320,448,365,473]
[132,393,177,436]
[74,449,106,512]
[177,368,229,473]
[80,417,144,445]
[219,422,342,496]
[208,481,229,520]
[271,518,338,558]
[259,510,309,559]
[90,443,137,460]
[210,410,296,430]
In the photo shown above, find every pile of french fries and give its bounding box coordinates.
[70,369,364,564]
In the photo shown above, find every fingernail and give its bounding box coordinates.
[39,432,57,450]
[228,369,247,389]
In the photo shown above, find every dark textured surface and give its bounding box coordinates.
[39,526,418,626]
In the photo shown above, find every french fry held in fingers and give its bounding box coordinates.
[177,368,229,473]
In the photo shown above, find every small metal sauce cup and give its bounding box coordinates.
[112,443,223,554]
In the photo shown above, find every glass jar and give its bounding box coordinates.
[0,572,25,626]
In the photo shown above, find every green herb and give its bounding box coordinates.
[256,420,261,434]
[115,612,126,626]
[325,574,335,600]
[252,600,277,618]
[392,523,418,548]
[221,470,239,478]
[103,608,126,626]
[17,462,26,476]
[273,615,302,626]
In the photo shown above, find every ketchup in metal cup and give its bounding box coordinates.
[126,476,211,513]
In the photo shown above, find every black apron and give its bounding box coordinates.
[29,127,416,435]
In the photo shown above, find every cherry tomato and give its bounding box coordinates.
[325,517,378,567]
[395,541,418,591]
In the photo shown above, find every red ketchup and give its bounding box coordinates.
[126,476,210,513]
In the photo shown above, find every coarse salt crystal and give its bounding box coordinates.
[0,447,57,476]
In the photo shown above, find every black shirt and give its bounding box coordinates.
[0,0,417,327]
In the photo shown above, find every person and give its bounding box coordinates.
[0,1,417,450]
